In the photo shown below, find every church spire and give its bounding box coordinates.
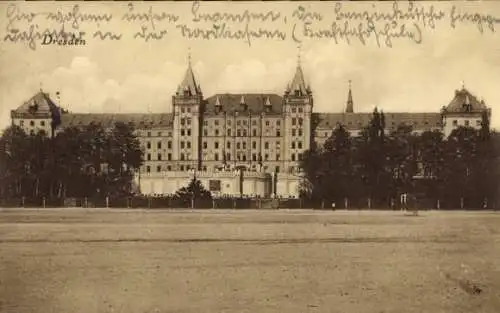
[177,48,201,96]
[346,80,354,113]
[286,45,308,95]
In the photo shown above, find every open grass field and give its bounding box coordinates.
[0,209,499,313]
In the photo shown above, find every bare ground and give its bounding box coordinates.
[0,209,499,313]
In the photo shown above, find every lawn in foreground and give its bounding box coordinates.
[0,209,499,313]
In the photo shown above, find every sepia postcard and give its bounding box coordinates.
[0,1,499,312]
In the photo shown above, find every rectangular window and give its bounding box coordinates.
[265,154,269,161]
[181,129,185,136]
[292,118,296,125]
[227,142,231,149]
[215,129,219,136]
[214,120,219,126]
[187,118,191,125]
[203,142,207,149]
[203,129,208,136]
[276,130,281,137]
[227,153,231,161]
[264,142,269,149]
[214,153,219,161]
[291,142,296,149]
[298,142,302,149]
[156,165,161,172]
[167,141,172,149]
[265,121,270,126]
[214,142,219,149]
[157,142,162,149]
[292,129,296,136]
[187,141,191,149]
[298,129,303,136]
[168,153,172,161]
[181,118,185,125]
[227,129,231,136]
[465,120,470,127]
[276,154,280,161]
[252,129,257,137]
[187,129,191,136]
[147,153,151,161]
[237,142,241,149]
[252,153,257,161]
[242,142,246,149]
[157,153,162,161]
[252,141,256,149]
[180,141,185,149]
[147,142,151,149]
[146,166,151,173]
[453,120,458,126]
[291,154,296,161]
[180,153,185,161]
[276,120,281,126]
[40,121,45,126]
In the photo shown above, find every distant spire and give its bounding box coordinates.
[265,96,271,106]
[39,82,43,92]
[346,80,354,113]
[187,46,192,66]
[461,80,465,90]
[215,96,221,106]
[240,95,245,104]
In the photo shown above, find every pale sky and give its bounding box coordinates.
[1,1,500,130]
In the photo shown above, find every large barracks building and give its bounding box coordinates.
[9,58,492,198]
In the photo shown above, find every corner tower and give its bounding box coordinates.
[282,55,313,173]
[172,52,203,170]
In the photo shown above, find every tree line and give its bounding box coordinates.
[299,109,500,209]
[0,123,143,199]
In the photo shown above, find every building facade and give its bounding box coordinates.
[9,59,492,197]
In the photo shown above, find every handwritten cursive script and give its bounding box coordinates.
[2,1,499,49]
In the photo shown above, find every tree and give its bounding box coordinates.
[386,124,419,198]
[299,125,355,204]
[352,108,390,206]
[174,177,212,207]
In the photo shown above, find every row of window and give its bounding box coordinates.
[145,139,303,151]
[20,120,45,127]
[146,141,173,149]
[204,128,285,137]
[144,151,301,165]
[146,153,172,161]
[450,119,481,127]
[202,141,302,150]
[144,164,283,173]
[203,119,282,127]
[142,131,172,137]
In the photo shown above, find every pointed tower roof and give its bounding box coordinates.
[265,96,271,106]
[346,80,354,113]
[178,51,201,96]
[215,96,221,106]
[240,95,245,104]
[287,63,308,95]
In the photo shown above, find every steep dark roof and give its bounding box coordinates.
[12,91,59,115]
[444,88,487,113]
[60,113,174,129]
[315,112,442,130]
[176,64,202,96]
[204,93,283,116]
